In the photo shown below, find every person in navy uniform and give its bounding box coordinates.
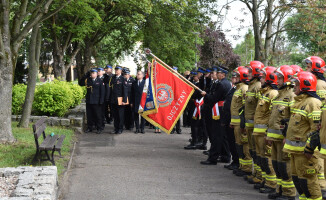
[200,66,232,165]
[103,65,113,124]
[171,66,182,134]
[110,66,128,134]
[97,67,106,130]
[79,68,105,134]
[131,70,146,134]
[123,68,135,130]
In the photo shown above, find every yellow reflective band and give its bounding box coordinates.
[307,169,316,174]
[307,197,322,200]
[318,173,325,180]
[241,160,253,165]
[281,180,295,188]
[231,119,241,123]
[262,172,266,178]
[265,175,277,181]
[307,111,321,120]
[276,179,282,185]
[292,108,308,116]
[299,194,307,200]
[239,159,244,164]
[267,132,284,139]
[320,148,326,155]
[253,128,267,133]
[273,100,290,106]
[245,123,254,128]
[284,143,305,151]
[284,139,306,152]
[289,101,295,106]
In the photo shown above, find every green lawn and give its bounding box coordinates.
[0,122,76,177]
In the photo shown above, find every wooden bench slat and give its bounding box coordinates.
[34,124,46,139]
[54,135,66,151]
[33,118,47,132]
[39,135,59,150]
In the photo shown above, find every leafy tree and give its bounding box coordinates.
[198,25,240,70]
[234,29,255,66]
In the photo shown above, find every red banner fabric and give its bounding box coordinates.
[142,61,194,134]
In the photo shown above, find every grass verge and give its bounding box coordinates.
[0,122,76,177]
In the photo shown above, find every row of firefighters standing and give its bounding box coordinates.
[185,56,326,200]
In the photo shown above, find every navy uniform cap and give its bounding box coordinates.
[205,68,212,73]
[115,65,122,70]
[197,67,205,73]
[97,67,104,71]
[218,66,228,74]
[123,68,130,74]
[190,71,198,75]
[105,65,112,69]
[90,68,98,73]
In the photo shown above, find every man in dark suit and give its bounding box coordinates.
[110,66,128,134]
[131,71,146,134]
[103,65,113,124]
[200,66,232,165]
[78,68,105,134]
[123,68,135,130]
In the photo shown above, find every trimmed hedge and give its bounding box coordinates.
[12,80,85,117]
[12,84,27,115]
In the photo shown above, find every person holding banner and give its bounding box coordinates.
[200,66,232,165]
[110,66,128,134]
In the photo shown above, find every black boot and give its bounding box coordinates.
[268,192,282,199]
[260,186,276,194]
[85,128,92,133]
[254,182,265,189]
[184,144,197,150]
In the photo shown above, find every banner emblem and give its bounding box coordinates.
[156,84,174,107]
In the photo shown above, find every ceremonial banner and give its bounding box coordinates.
[138,62,157,115]
[142,61,194,133]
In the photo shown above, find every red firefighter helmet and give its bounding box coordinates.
[290,65,303,74]
[249,61,264,77]
[304,56,325,74]
[297,71,317,92]
[275,65,295,83]
[261,66,277,85]
[233,66,249,82]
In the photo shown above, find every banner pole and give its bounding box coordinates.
[144,48,203,93]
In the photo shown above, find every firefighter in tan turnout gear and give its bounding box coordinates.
[253,66,278,193]
[283,71,323,200]
[244,61,264,184]
[230,66,250,176]
[266,65,296,200]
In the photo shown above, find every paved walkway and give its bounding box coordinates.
[63,124,266,200]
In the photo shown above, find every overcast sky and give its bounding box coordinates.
[212,0,253,48]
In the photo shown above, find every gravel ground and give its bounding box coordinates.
[0,175,18,198]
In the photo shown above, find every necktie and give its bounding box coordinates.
[138,81,140,86]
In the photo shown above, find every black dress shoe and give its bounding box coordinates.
[184,144,197,150]
[118,130,122,134]
[254,182,265,189]
[85,128,92,133]
[96,130,102,134]
[200,160,217,165]
[195,144,207,150]
[203,150,210,155]
[176,129,182,134]
[134,129,139,134]
[260,186,276,194]
[235,170,251,177]
[141,130,145,134]
[217,157,231,163]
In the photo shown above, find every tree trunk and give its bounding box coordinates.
[76,50,84,80]
[263,0,274,66]
[18,25,41,128]
[84,41,93,72]
[0,0,15,143]
[53,52,66,80]
[251,0,264,61]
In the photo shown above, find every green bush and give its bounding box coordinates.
[68,82,84,107]
[32,80,75,117]
[12,84,27,115]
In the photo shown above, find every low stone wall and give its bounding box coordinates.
[0,166,58,200]
[12,102,86,132]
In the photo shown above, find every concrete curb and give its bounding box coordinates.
[57,140,77,200]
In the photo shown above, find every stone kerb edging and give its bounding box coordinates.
[11,103,86,132]
[0,166,58,200]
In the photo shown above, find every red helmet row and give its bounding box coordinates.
[304,56,325,74]
[233,66,249,82]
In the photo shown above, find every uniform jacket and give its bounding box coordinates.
[103,73,113,101]
[199,76,212,92]
[266,86,295,141]
[283,94,322,154]
[131,79,145,113]
[244,78,261,128]
[230,82,248,126]
[81,77,105,105]
[253,86,278,135]
[222,86,236,125]
[109,75,128,105]
[125,77,135,102]
[319,105,326,158]
[317,79,326,102]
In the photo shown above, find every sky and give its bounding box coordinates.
[212,0,253,48]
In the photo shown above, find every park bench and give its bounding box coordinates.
[32,118,66,165]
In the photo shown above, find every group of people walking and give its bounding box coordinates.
[183,56,326,200]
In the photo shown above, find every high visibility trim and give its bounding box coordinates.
[283,139,306,152]
[318,173,325,180]
[231,119,241,123]
[281,180,295,188]
[307,197,322,200]
[241,159,253,165]
[307,110,322,120]
[320,147,326,155]
[245,123,254,128]
[254,128,267,133]
[267,129,284,139]
[246,92,256,97]
[299,194,307,200]
[262,172,266,178]
[276,179,282,185]
[265,174,277,181]
[292,108,308,116]
[272,100,290,106]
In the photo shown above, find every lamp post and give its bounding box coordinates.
[193,32,200,69]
